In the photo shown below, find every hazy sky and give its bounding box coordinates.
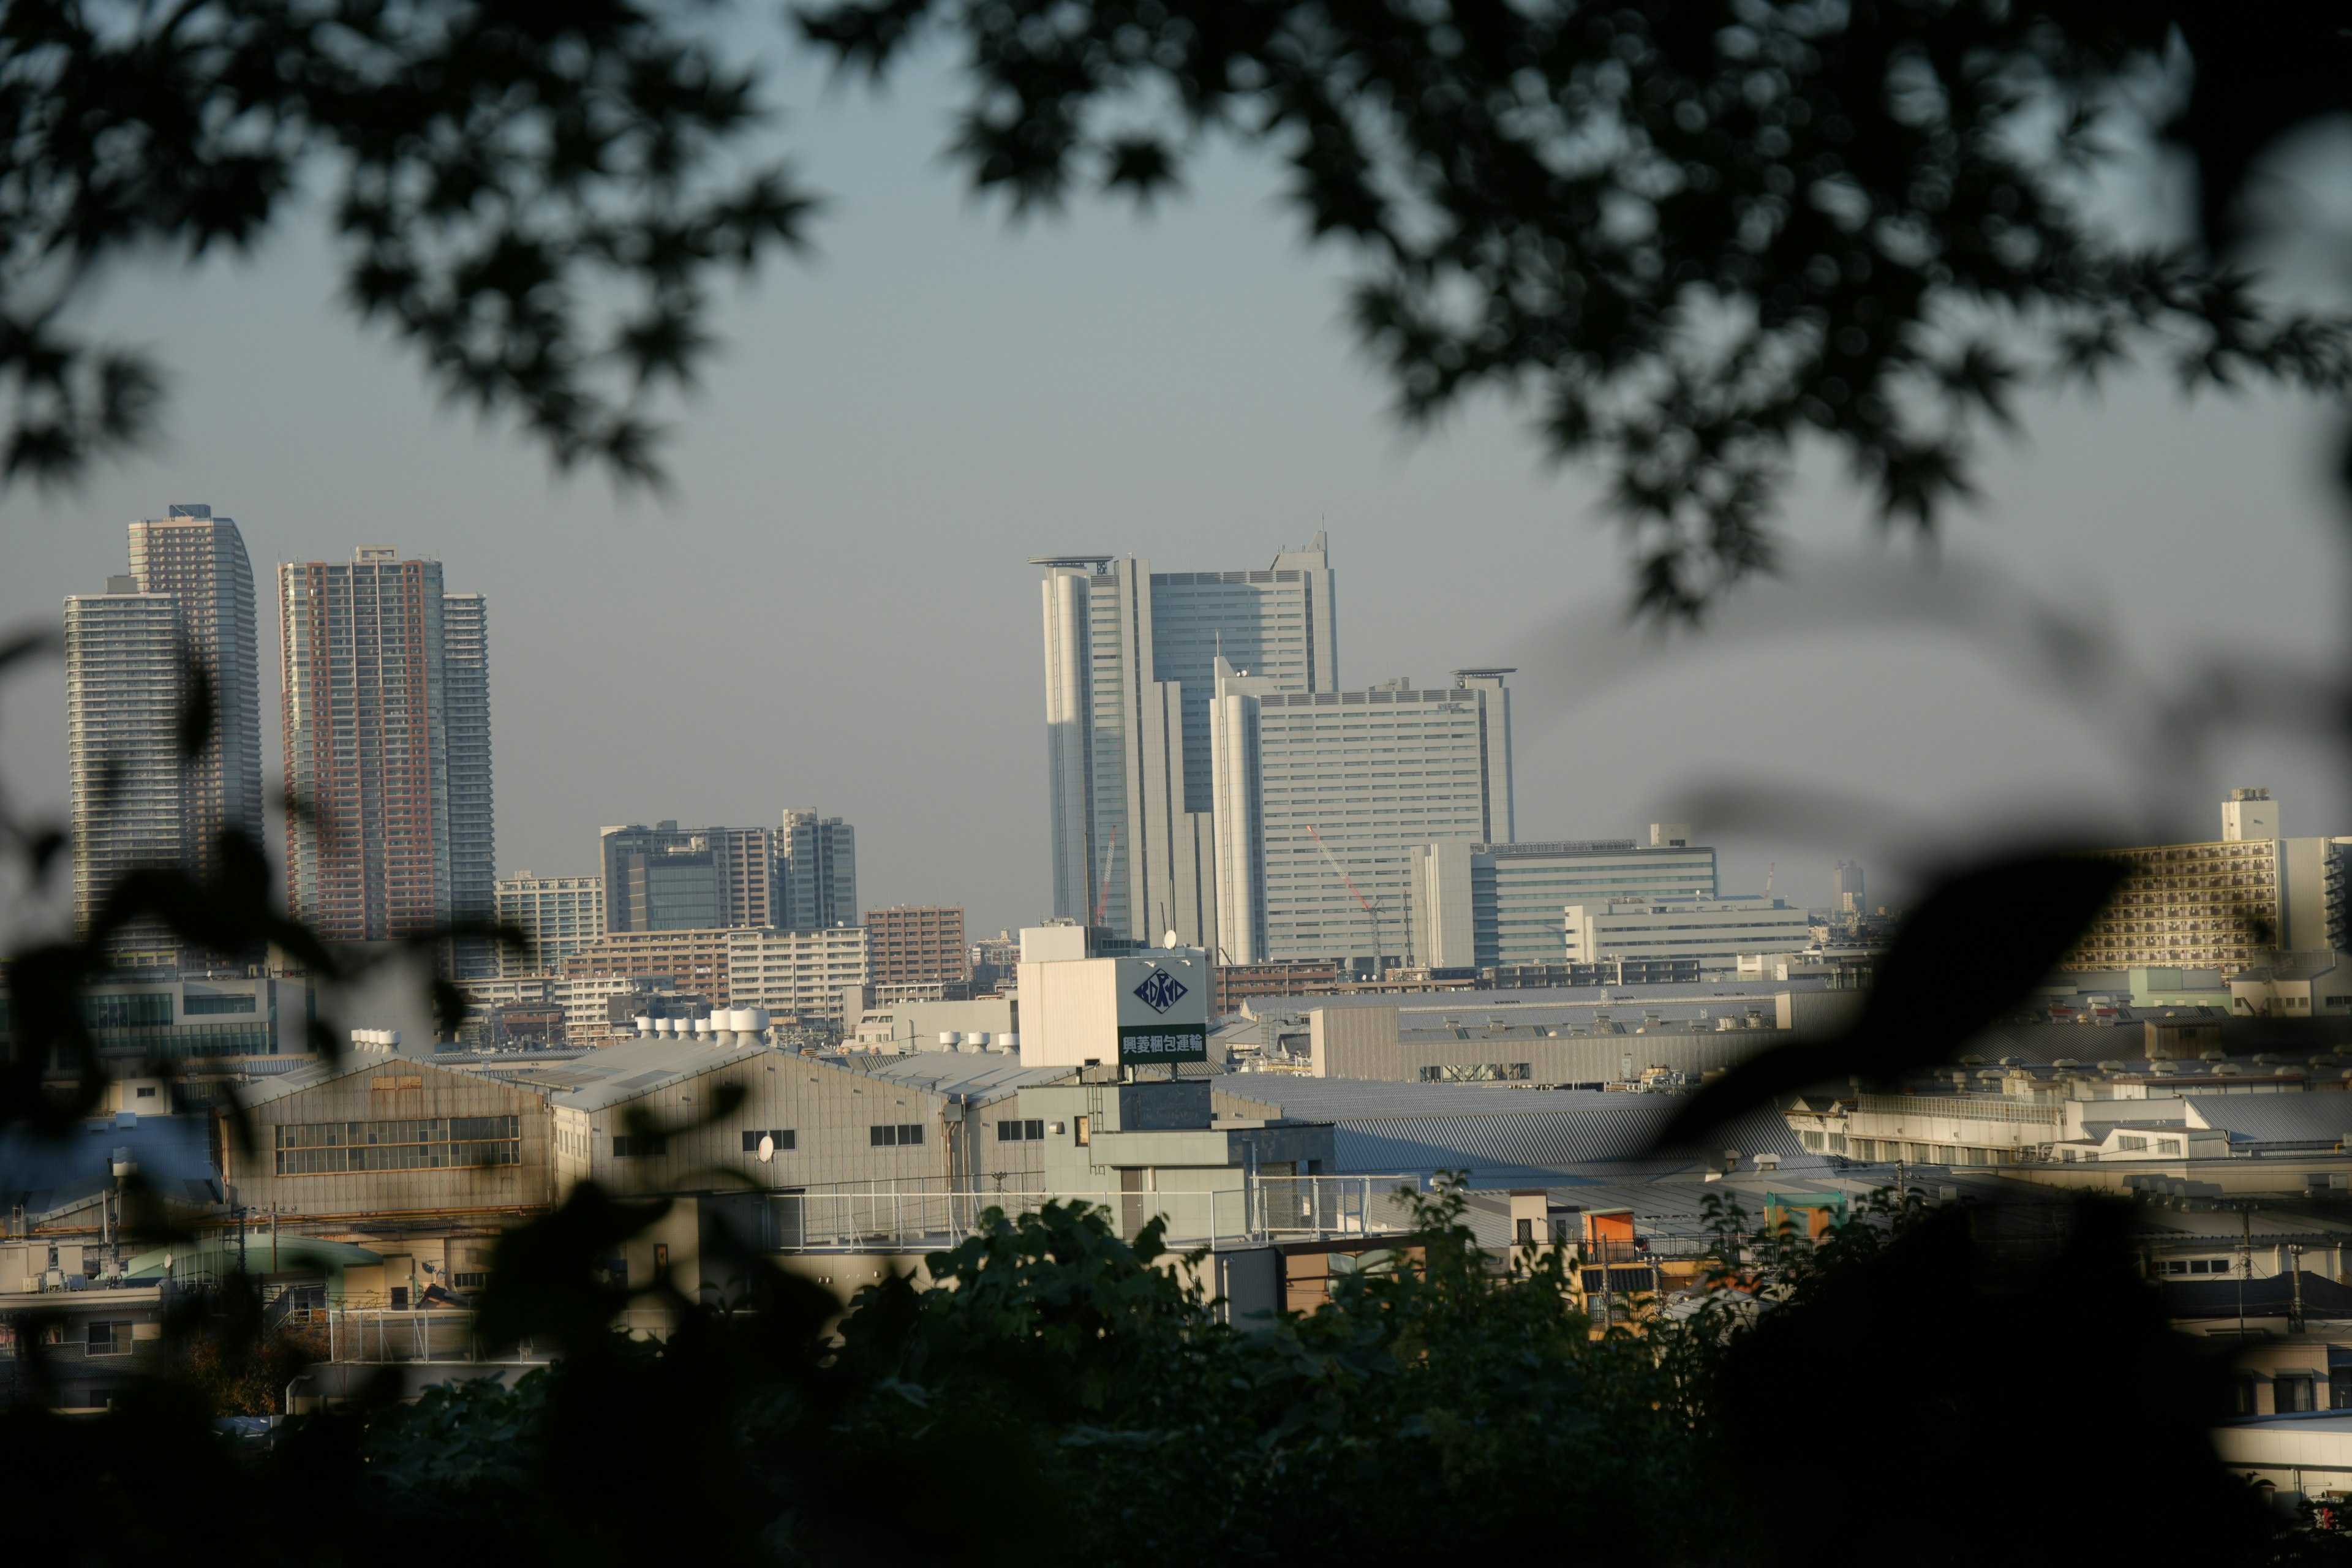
[6,48,2350,941]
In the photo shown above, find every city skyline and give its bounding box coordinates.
[4,54,2346,942]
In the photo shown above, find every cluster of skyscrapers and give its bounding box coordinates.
[1035,535,1798,978]
[67,509,494,970]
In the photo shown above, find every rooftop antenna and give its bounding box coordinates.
[1765,861,1776,897]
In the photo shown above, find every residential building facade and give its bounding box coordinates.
[64,581,185,956]
[280,548,489,944]
[865,905,968,988]
[560,927,737,1004]
[779,809,857,929]
[495,873,607,976]
[2064,790,2349,978]
[725,926,872,1023]
[440,592,496,973]
[125,504,265,878]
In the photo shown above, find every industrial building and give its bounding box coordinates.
[223,1043,552,1221]
[1562,896,1813,975]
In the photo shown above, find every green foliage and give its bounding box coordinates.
[795,0,2352,616]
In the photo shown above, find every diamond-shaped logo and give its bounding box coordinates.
[1133,968,1187,1014]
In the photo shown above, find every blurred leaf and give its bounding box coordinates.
[1656,851,2127,1145]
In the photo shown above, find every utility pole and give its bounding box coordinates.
[2238,1205,2252,1343]
[2291,1244,2306,1335]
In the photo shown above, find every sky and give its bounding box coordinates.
[5,47,2351,943]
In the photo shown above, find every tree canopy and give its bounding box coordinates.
[6,2,2349,612]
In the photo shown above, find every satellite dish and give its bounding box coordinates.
[757,1133,775,1164]
[1163,929,1180,948]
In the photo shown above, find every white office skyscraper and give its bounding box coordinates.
[1210,665,1515,970]
[1036,533,1336,952]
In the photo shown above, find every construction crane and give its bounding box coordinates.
[1305,823,1389,979]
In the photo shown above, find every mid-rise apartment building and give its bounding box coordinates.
[560,928,737,1004]
[725,927,872,1023]
[2064,790,2350,978]
[279,548,491,945]
[495,873,606,975]
[1210,665,1515,970]
[864,905,968,987]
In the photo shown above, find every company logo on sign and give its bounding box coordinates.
[1133,968,1188,1014]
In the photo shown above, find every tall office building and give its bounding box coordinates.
[441,592,495,970]
[1036,533,1336,952]
[64,579,185,956]
[1209,664,1515,970]
[600,823,778,932]
[281,548,490,947]
[1832,859,1866,915]
[780,809,857,929]
[126,504,264,873]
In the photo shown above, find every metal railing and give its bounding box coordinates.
[764,1175,1423,1253]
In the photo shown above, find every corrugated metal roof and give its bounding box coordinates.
[843,1053,1076,1101]
[530,1037,778,1112]
[2184,1095,2352,1143]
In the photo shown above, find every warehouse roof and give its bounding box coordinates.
[1212,1080,1809,1181]
[530,1036,780,1113]
[841,1052,1074,1102]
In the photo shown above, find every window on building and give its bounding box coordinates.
[389,1286,410,1310]
[453,1272,486,1290]
[86,1321,131,1356]
[1515,1218,1534,1246]
[2118,1135,2148,1152]
[1074,1115,1091,1147]
[274,1116,522,1174]
[741,1129,796,1153]
[2234,1376,2258,1416]
[2279,1375,2319,1414]
[996,1119,1047,1142]
[869,1124,925,1147]
[612,1134,669,1158]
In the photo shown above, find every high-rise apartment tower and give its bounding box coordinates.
[780,809,857,929]
[280,548,492,946]
[66,505,265,961]
[126,504,264,872]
